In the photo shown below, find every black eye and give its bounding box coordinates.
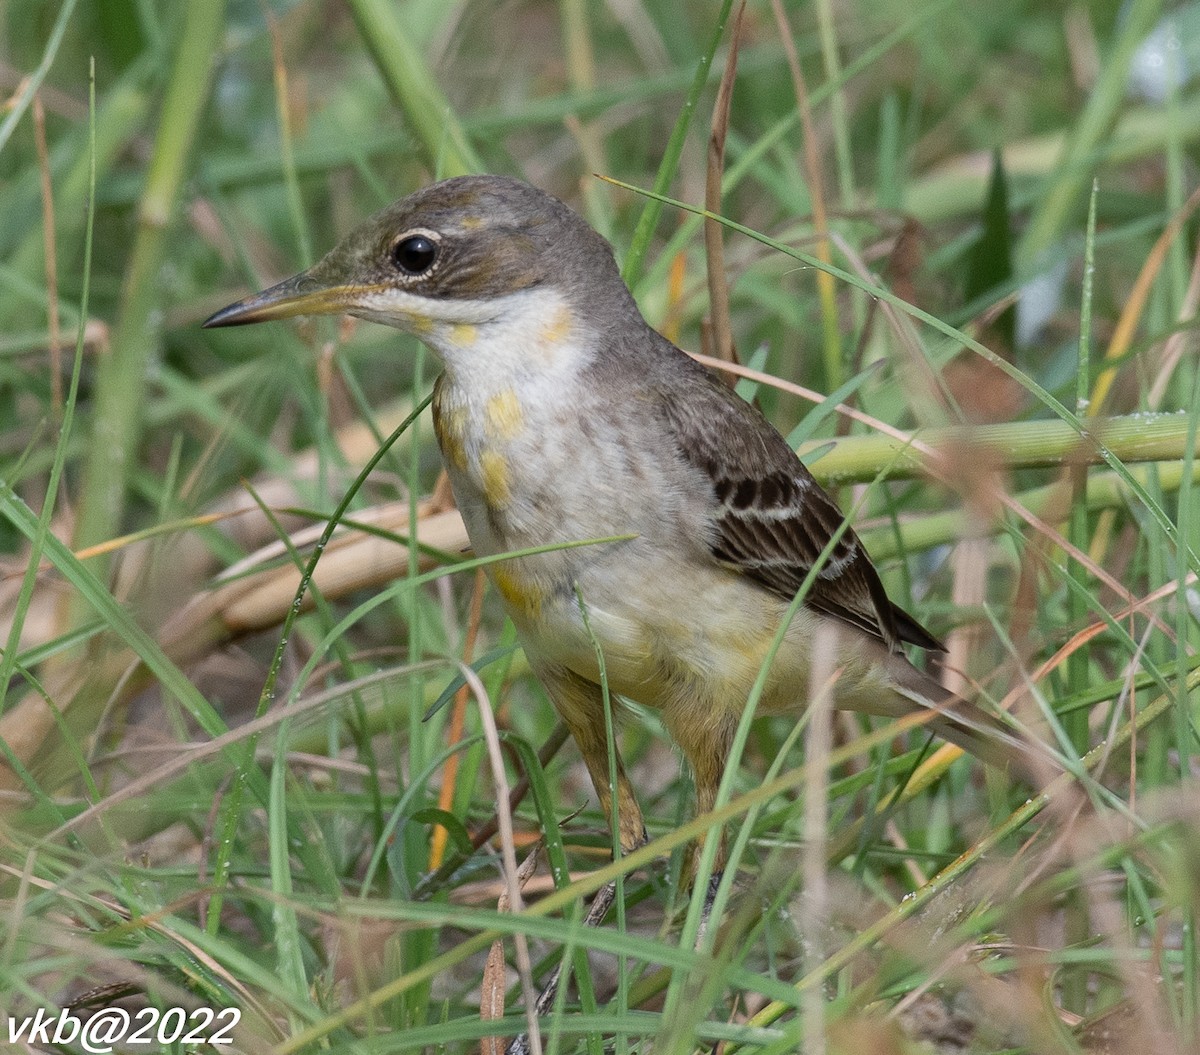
[391,234,438,276]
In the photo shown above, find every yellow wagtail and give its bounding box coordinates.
[205,174,1026,1010]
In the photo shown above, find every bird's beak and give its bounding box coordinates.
[203,271,358,328]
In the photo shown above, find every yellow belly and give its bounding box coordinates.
[512,554,849,720]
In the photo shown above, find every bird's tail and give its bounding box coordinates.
[878,655,1038,774]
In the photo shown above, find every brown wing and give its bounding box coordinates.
[656,362,944,655]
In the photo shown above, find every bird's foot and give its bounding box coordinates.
[694,871,723,949]
[504,879,618,1055]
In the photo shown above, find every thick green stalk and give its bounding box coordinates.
[801,411,1200,484]
[859,459,1200,560]
[346,0,481,178]
[71,2,227,571]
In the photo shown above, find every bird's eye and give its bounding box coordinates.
[391,234,438,276]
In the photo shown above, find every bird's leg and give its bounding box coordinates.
[506,670,647,1055]
[688,737,730,947]
[668,712,734,947]
[515,763,645,1033]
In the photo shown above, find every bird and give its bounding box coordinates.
[205,173,1026,1028]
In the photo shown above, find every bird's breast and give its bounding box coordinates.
[431,375,542,531]
[429,368,824,714]
[433,384,525,509]
[432,372,589,625]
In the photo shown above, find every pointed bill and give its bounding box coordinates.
[203,272,363,328]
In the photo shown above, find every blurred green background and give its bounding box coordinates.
[3,1,1200,1052]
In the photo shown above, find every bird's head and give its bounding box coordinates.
[204,175,631,361]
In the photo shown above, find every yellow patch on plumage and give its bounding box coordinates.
[537,304,573,348]
[484,389,524,440]
[440,430,469,472]
[479,449,512,507]
[432,403,470,471]
[491,563,542,619]
[409,313,434,335]
[460,215,484,230]
[450,322,477,346]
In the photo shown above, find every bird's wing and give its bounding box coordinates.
[656,362,943,654]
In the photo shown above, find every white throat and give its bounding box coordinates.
[353,284,590,396]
